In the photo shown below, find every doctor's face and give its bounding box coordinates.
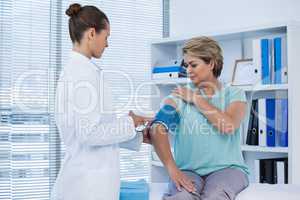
[91,22,110,58]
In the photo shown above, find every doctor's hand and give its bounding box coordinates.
[128,111,153,127]
[167,165,196,193]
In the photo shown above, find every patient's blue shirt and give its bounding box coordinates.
[168,83,249,176]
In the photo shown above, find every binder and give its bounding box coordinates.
[258,99,267,146]
[254,159,260,183]
[152,72,179,79]
[275,98,288,147]
[259,158,288,184]
[152,66,186,79]
[276,160,285,184]
[273,37,288,84]
[280,99,288,147]
[252,39,262,85]
[246,100,258,145]
[266,98,276,147]
[246,101,255,145]
[274,37,282,83]
[260,159,276,184]
[261,39,271,84]
[284,159,288,184]
[274,158,288,184]
[152,66,183,73]
[275,99,283,146]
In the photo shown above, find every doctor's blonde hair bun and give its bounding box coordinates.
[66,3,82,17]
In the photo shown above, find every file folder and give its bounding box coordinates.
[266,98,276,147]
[276,161,285,184]
[261,39,271,84]
[260,159,276,184]
[252,39,262,84]
[258,99,267,146]
[274,37,282,84]
[275,98,288,147]
[273,37,288,84]
[275,99,283,146]
[280,99,288,147]
[255,159,260,183]
[246,100,258,145]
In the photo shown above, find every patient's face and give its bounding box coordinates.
[183,54,214,87]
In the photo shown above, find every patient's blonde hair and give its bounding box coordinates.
[183,36,223,78]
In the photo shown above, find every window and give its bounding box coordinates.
[0,0,161,199]
[163,0,170,38]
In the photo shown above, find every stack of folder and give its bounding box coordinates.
[255,158,288,184]
[246,98,288,147]
[120,179,149,200]
[252,36,288,85]
[152,59,187,79]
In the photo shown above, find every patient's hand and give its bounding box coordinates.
[167,165,196,193]
[172,86,198,104]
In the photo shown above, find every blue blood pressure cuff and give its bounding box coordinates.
[151,104,180,132]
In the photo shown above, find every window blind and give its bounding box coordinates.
[0,0,162,199]
[163,0,170,38]
[0,1,56,199]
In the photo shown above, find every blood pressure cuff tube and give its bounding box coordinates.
[151,104,180,133]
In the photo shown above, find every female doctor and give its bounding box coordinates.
[51,3,150,200]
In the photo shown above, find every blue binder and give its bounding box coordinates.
[274,37,282,84]
[120,179,149,200]
[266,99,276,147]
[152,66,184,73]
[261,39,271,84]
[280,99,288,147]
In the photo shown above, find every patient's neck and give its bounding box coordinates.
[197,78,221,97]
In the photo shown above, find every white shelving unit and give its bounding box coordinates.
[150,21,300,184]
[241,145,289,153]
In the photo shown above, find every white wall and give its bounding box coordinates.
[170,0,300,37]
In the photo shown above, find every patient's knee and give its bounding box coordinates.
[201,188,234,200]
[163,190,199,200]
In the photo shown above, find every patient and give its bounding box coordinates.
[149,36,249,200]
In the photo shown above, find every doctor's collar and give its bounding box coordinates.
[71,50,91,61]
[71,50,102,71]
[90,60,103,71]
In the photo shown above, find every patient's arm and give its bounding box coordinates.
[150,123,175,170]
[150,99,196,193]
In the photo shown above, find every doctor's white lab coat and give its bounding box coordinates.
[51,51,142,200]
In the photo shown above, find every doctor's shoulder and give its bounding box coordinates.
[65,59,98,81]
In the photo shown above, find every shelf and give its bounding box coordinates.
[233,84,288,92]
[241,145,289,153]
[152,145,289,168]
[151,21,297,45]
[151,78,288,92]
[151,78,191,85]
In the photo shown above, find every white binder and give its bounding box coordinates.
[152,72,179,79]
[252,39,263,85]
[276,161,285,184]
[255,159,260,183]
[258,99,267,146]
